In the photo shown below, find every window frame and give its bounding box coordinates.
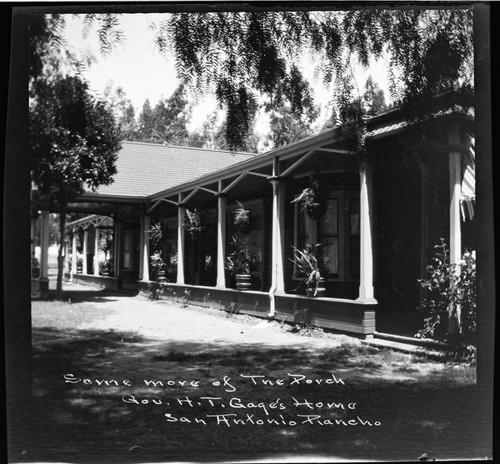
[293,187,360,282]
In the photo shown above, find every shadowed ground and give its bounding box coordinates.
[13,285,491,463]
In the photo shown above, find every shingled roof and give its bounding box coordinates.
[88,141,256,198]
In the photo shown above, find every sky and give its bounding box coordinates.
[64,14,189,111]
[63,12,392,134]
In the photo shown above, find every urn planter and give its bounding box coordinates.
[157,269,168,283]
[236,274,251,291]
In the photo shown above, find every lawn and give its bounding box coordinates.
[18,291,491,463]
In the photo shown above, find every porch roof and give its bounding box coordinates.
[75,92,473,207]
[82,141,256,199]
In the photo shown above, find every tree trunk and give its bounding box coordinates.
[56,201,67,299]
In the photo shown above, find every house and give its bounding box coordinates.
[31,93,475,338]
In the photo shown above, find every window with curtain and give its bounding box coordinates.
[122,233,131,270]
[318,197,339,275]
[294,189,360,280]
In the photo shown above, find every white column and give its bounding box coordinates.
[176,198,186,285]
[140,215,151,281]
[449,129,462,266]
[114,221,122,278]
[216,186,227,288]
[64,238,70,275]
[357,161,377,303]
[270,177,286,294]
[276,181,286,293]
[138,216,144,279]
[93,227,100,276]
[39,210,50,282]
[71,228,77,280]
[82,229,89,275]
[449,123,462,334]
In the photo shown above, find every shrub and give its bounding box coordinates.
[416,239,476,355]
[146,282,163,300]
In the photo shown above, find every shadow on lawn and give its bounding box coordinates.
[40,287,139,303]
[18,325,491,463]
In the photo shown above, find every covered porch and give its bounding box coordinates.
[35,111,475,339]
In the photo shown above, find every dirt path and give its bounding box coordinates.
[26,288,488,463]
[68,293,358,350]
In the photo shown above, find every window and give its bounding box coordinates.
[294,189,359,280]
[122,233,131,270]
[349,198,360,278]
[319,197,340,275]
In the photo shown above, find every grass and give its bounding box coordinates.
[18,297,491,463]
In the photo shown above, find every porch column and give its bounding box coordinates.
[71,227,77,280]
[216,185,227,289]
[64,238,70,275]
[449,123,462,334]
[449,126,462,266]
[176,198,186,285]
[93,227,100,276]
[114,221,122,283]
[357,161,377,303]
[269,176,286,294]
[39,210,50,294]
[82,229,89,275]
[30,218,37,259]
[140,214,151,281]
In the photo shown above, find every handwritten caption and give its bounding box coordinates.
[63,373,382,427]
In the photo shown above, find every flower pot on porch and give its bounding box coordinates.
[236,274,251,291]
[157,269,168,283]
[306,277,326,298]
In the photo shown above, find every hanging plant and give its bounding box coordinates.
[233,201,252,234]
[184,207,204,237]
[291,173,326,220]
[148,221,164,247]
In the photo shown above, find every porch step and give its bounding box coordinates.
[363,335,448,358]
[373,331,448,349]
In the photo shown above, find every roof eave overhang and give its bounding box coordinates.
[148,129,341,202]
[78,192,147,203]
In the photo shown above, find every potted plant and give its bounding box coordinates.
[225,235,252,290]
[150,251,167,282]
[99,259,112,276]
[291,173,326,220]
[76,257,83,274]
[290,244,328,297]
[184,208,204,237]
[233,201,252,234]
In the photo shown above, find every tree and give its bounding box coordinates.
[137,98,155,141]
[187,110,260,152]
[362,75,387,116]
[30,74,121,298]
[187,111,228,150]
[261,98,320,151]
[149,8,473,149]
[136,85,192,144]
[103,84,139,140]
